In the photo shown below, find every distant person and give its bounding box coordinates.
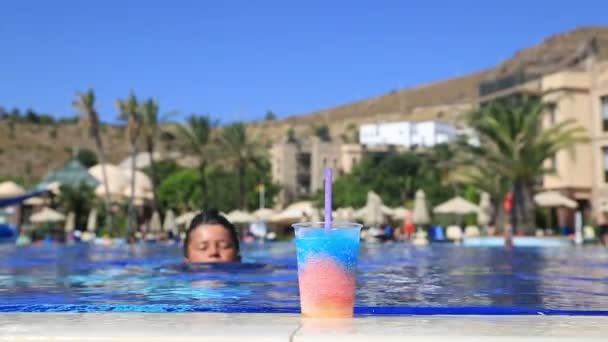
[403,220,416,240]
[383,224,394,240]
[183,209,241,263]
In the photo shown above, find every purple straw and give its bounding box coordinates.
[324,168,333,230]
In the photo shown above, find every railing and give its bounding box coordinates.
[479,69,541,97]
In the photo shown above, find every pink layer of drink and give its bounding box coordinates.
[298,256,356,317]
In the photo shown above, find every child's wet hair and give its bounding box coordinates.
[183,209,240,258]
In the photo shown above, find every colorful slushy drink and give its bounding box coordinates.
[293,222,362,318]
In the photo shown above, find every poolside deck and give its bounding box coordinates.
[0,313,606,341]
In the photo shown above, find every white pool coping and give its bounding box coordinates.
[0,313,606,341]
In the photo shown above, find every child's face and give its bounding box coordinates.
[186,224,238,263]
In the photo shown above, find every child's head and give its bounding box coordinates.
[183,210,240,263]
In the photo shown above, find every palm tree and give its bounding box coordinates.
[73,89,113,228]
[140,98,160,211]
[177,115,216,210]
[463,98,589,235]
[220,122,266,209]
[117,93,141,234]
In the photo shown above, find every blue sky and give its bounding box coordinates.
[1,0,606,123]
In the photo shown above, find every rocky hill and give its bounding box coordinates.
[2,26,608,182]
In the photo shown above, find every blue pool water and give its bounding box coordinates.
[1,242,607,315]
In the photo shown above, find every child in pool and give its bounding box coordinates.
[183,210,241,263]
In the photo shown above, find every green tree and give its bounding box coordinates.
[117,92,141,235]
[143,159,182,193]
[177,115,216,210]
[220,122,266,209]
[73,89,113,229]
[140,98,160,211]
[287,127,297,143]
[157,168,202,211]
[57,183,95,230]
[313,150,454,210]
[463,98,589,235]
[75,148,98,168]
[313,124,331,141]
[265,110,277,121]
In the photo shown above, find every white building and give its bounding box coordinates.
[359,120,460,148]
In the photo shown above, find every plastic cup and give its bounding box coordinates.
[293,221,363,318]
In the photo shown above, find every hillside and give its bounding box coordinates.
[2,26,608,182]
[250,26,608,143]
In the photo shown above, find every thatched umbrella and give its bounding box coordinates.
[0,181,25,199]
[30,207,65,223]
[413,190,430,225]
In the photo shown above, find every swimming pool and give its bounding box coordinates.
[1,242,607,315]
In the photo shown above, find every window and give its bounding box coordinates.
[602,96,608,131]
[549,154,557,171]
[546,102,557,125]
[603,147,608,182]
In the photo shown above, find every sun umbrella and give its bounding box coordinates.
[162,209,176,233]
[30,207,65,223]
[86,209,98,233]
[149,211,162,233]
[534,191,577,209]
[0,181,25,199]
[226,210,256,224]
[433,196,480,215]
[413,190,431,225]
[477,192,493,226]
[534,191,577,231]
[270,201,316,223]
[253,208,276,220]
[362,191,384,226]
[64,212,76,233]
